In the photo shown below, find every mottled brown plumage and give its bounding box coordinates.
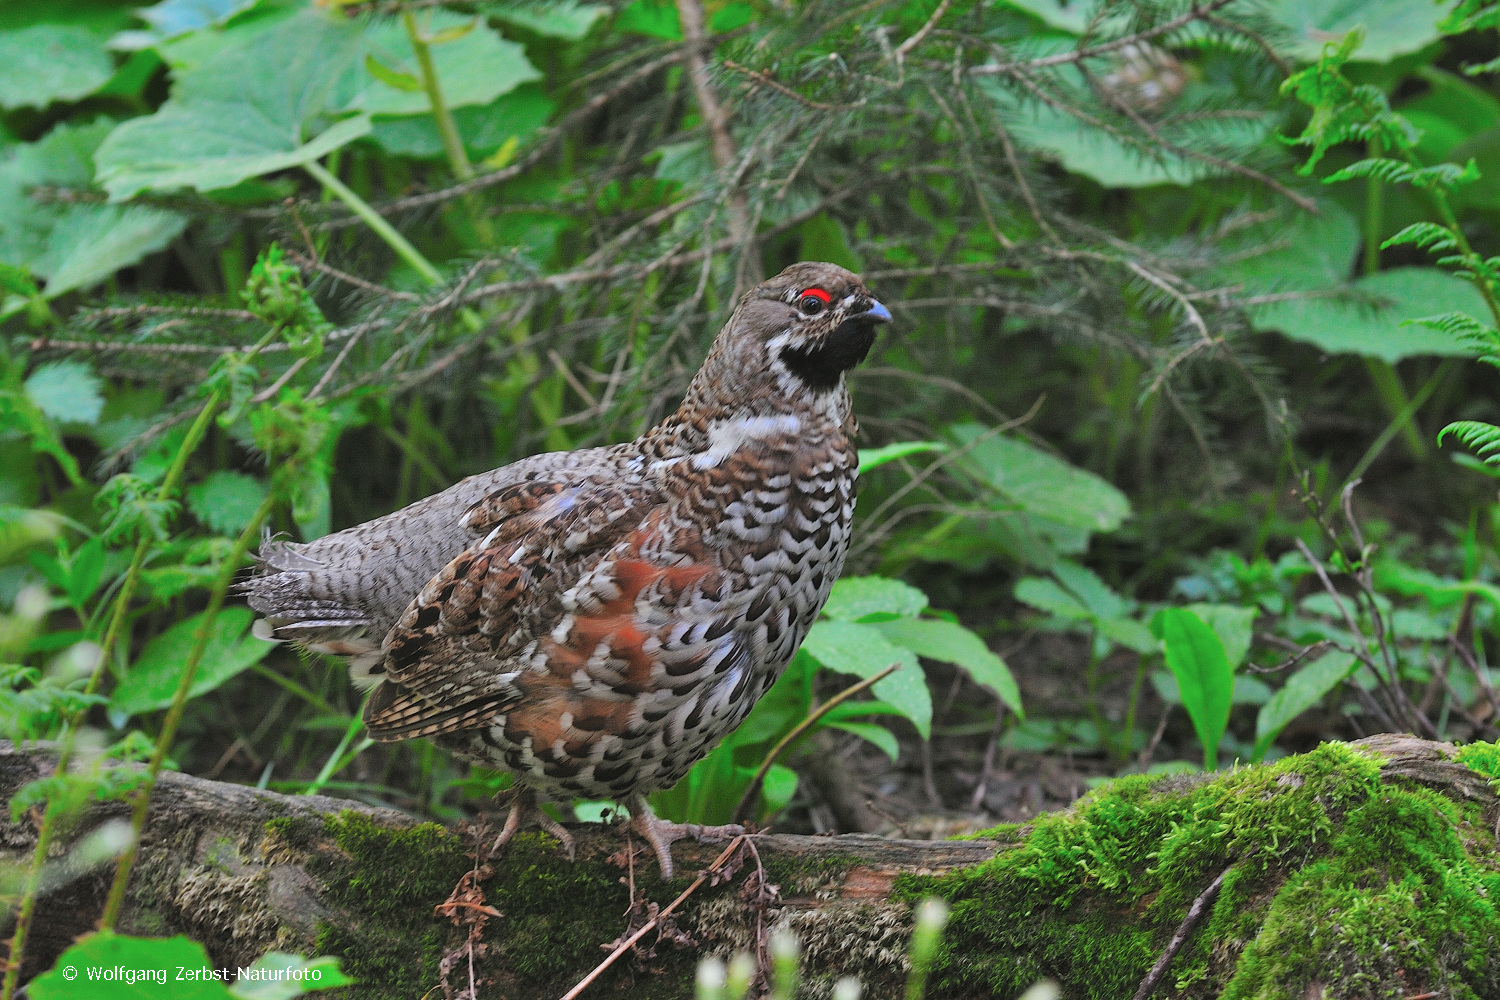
[243,262,889,874]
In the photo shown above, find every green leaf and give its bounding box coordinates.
[66,536,105,610]
[1051,560,1128,621]
[1152,671,1276,707]
[1252,651,1357,761]
[1150,608,1235,770]
[229,952,354,999]
[1439,420,1500,466]
[94,8,373,199]
[31,933,231,999]
[1013,577,1091,621]
[30,932,349,999]
[346,12,541,116]
[127,0,261,44]
[1208,198,1359,297]
[0,24,113,110]
[1252,267,1491,362]
[0,120,187,297]
[858,440,948,472]
[799,213,863,272]
[487,0,607,40]
[947,423,1131,536]
[822,576,929,622]
[757,764,798,823]
[1182,602,1259,668]
[25,361,104,425]
[111,607,275,717]
[802,621,931,738]
[875,616,1022,717]
[827,720,900,761]
[187,470,269,536]
[1263,0,1449,62]
[370,84,554,160]
[616,0,681,40]
[1096,616,1161,656]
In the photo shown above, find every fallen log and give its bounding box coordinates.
[2,734,1497,999]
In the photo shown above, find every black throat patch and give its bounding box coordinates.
[779,318,878,391]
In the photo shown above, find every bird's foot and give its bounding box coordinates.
[629,795,745,880]
[490,787,576,860]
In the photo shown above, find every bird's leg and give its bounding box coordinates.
[628,794,746,880]
[490,786,576,860]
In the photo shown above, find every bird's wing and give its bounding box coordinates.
[362,481,667,740]
[241,446,629,642]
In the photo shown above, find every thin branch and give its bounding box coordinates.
[559,835,751,1000]
[1130,862,1235,1000]
[731,664,899,824]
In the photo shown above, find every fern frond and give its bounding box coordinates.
[1439,420,1500,465]
[1324,158,1412,185]
[1409,159,1482,192]
[1381,222,1457,252]
[1405,311,1500,357]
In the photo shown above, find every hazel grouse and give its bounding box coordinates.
[243,262,890,877]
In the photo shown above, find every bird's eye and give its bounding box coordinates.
[798,288,831,315]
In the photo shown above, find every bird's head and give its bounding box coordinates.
[690,262,891,411]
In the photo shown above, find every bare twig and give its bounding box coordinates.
[731,664,898,824]
[1130,862,1234,1000]
[559,834,750,1000]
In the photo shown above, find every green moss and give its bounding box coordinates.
[896,742,1500,999]
[303,811,473,999]
[1456,740,1500,790]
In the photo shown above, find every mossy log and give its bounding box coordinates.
[3,735,1499,999]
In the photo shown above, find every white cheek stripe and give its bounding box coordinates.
[691,414,803,469]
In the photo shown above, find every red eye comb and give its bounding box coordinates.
[800,288,831,303]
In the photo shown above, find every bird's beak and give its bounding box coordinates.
[862,300,893,324]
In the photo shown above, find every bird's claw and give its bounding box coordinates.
[629,795,745,880]
[490,787,576,860]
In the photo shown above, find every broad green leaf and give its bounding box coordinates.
[876,616,1023,717]
[1096,616,1160,655]
[111,607,275,717]
[978,69,1270,188]
[25,361,104,425]
[1183,603,1259,668]
[858,440,947,472]
[128,0,261,44]
[803,620,931,738]
[710,2,754,31]
[1401,67,1500,164]
[1253,651,1357,761]
[1150,608,1234,770]
[1264,0,1449,62]
[0,25,113,110]
[1014,577,1091,621]
[1152,671,1275,706]
[368,85,554,160]
[616,0,682,40]
[757,764,798,823]
[95,8,372,199]
[31,933,232,999]
[1252,267,1490,362]
[488,0,607,40]
[0,120,187,297]
[344,13,540,116]
[948,423,1131,535]
[187,470,269,535]
[822,576,928,622]
[828,720,900,761]
[229,952,354,999]
[1051,560,1128,621]
[1207,198,1359,298]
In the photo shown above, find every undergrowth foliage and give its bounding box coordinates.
[5,0,1500,994]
